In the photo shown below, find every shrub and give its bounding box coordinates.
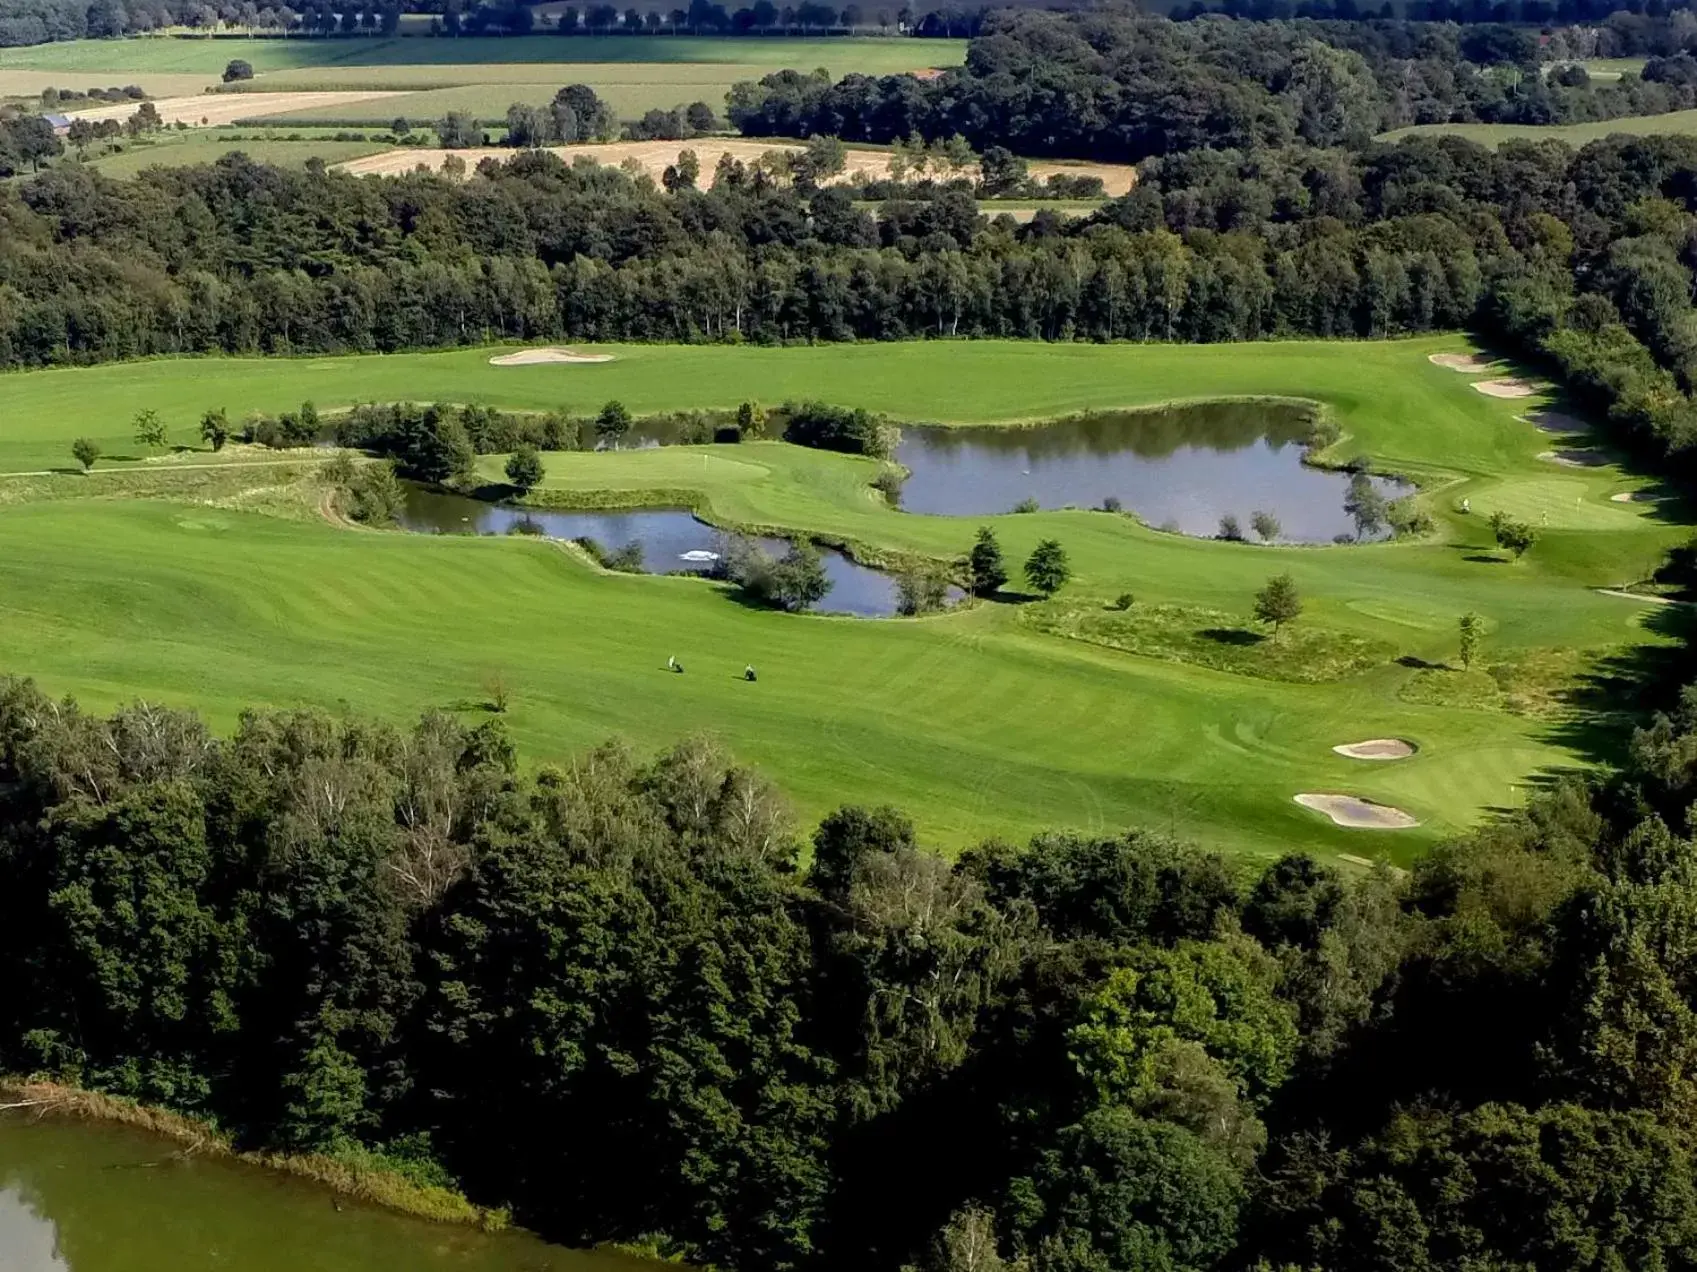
[1218,513,1243,541]
[1012,496,1041,514]
[1113,592,1135,611]
[782,401,897,459]
[505,445,545,493]
[872,467,905,505]
[896,570,950,615]
[222,59,254,83]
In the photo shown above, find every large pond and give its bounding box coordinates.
[398,487,903,618]
[893,401,1410,541]
[0,1114,655,1272]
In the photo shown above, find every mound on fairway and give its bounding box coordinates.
[1429,353,1493,372]
[489,348,616,366]
[1295,793,1420,828]
[1332,738,1416,760]
[1474,378,1542,398]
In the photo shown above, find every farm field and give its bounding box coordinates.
[85,132,392,176]
[335,140,1138,192]
[0,336,1684,861]
[1381,107,1697,147]
[0,34,963,75]
[1,35,961,127]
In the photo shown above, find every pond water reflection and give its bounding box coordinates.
[397,488,904,617]
[0,1114,656,1272]
[895,402,1410,541]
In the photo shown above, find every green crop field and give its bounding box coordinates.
[1381,108,1697,148]
[0,336,1684,861]
[0,34,961,75]
[84,133,390,175]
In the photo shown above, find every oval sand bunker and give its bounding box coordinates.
[1295,793,1420,829]
[1473,377,1541,399]
[1428,352,1493,372]
[489,347,615,366]
[1332,738,1416,760]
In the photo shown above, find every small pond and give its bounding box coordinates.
[894,401,1411,541]
[0,1113,659,1272]
[398,487,905,618]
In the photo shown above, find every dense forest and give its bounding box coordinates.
[3,595,1697,1272]
[729,11,1697,156]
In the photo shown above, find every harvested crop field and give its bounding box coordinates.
[336,140,1138,193]
[1332,739,1416,760]
[1473,378,1543,399]
[1295,793,1421,829]
[62,90,405,127]
[1428,352,1493,372]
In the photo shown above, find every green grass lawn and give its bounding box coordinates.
[0,336,1685,862]
[1380,108,1697,148]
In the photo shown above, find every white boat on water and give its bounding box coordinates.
[678,549,720,563]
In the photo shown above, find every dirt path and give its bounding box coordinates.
[63,90,405,128]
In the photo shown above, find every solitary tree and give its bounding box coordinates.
[222,58,255,82]
[1344,471,1387,540]
[199,407,230,451]
[1025,539,1072,596]
[1254,572,1303,640]
[505,444,545,493]
[1490,511,1538,560]
[1251,510,1281,543]
[133,408,168,451]
[596,400,632,446]
[1458,611,1483,671]
[71,437,101,472]
[968,526,1008,595]
[1218,513,1243,541]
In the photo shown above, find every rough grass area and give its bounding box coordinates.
[1024,600,1395,683]
[87,133,391,176]
[1397,648,1594,718]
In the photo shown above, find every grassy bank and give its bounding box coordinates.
[0,1079,501,1228]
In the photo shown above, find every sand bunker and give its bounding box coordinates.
[488,347,615,366]
[1473,378,1542,399]
[1537,449,1607,468]
[1295,793,1420,829]
[1428,352,1493,372]
[1524,409,1589,434]
[1610,491,1650,503]
[1332,738,1416,760]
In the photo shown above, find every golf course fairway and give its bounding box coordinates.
[0,335,1685,863]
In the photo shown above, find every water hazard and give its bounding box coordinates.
[0,1114,656,1272]
[894,401,1410,541]
[397,487,903,617]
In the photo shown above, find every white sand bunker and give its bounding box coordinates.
[1610,491,1651,503]
[489,347,615,366]
[1428,352,1493,372]
[1295,793,1421,829]
[1332,738,1416,760]
[1538,449,1607,468]
[1524,409,1588,434]
[1474,378,1542,399]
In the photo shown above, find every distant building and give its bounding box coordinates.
[43,113,72,136]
